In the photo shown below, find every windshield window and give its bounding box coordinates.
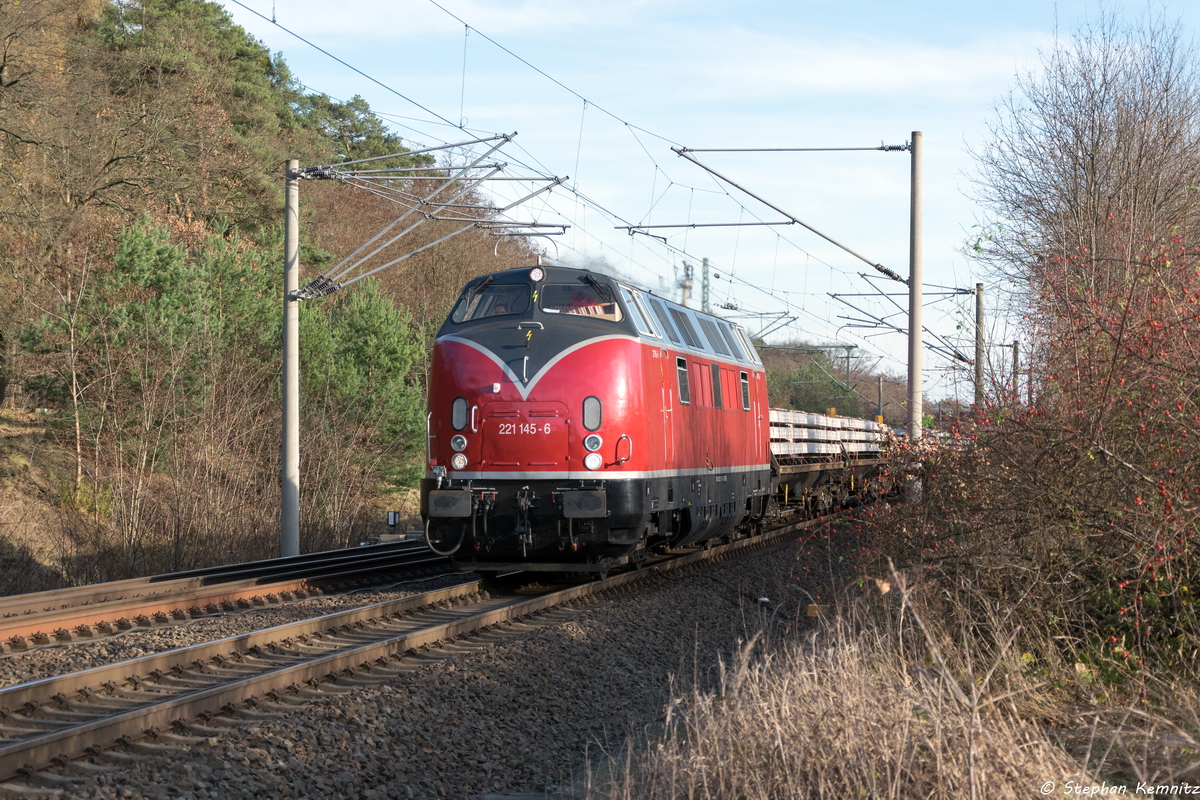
[540,283,623,322]
[450,284,531,323]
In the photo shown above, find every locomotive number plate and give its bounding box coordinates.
[482,401,570,468]
[497,422,554,435]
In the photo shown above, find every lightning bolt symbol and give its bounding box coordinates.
[526,330,533,343]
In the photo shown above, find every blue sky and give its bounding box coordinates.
[222,0,1199,402]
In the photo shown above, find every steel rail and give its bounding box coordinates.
[0,581,486,781]
[0,541,430,614]
[0,545,449,649]
[0,515,824,783]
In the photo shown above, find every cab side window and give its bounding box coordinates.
[676,357,691,405]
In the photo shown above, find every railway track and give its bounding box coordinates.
[0,541,449,653]
[0,513,824,790]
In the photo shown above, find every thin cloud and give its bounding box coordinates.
[663,29,1049,103]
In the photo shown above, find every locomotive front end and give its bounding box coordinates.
[421,266,652,570]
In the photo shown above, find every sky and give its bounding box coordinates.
[221,0,1200,404]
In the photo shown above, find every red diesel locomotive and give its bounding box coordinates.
[420,263,893,573]
[421,264,774,572]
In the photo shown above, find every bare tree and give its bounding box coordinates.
[971,9,1200,301]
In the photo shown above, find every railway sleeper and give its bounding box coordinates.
[56,759,119,775]
[142,731,208,747]
[146,674,221,690]
[20,708,103,724]
[253,699,308,713]
[55,698,134,715]
[224,707,288,721]
[77,693,140,709]
[193,713,254,729]
[0,723,67,739]
[120,741,190,758]
[14,770,87,790]
[3,714,72,731]
[85,749,152,764]
[173,721,234,738]
[103,687,179,702]
[203,663,264,678]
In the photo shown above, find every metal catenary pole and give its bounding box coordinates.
[282,160,301,557]
[907,132,923,440]
[975,282,984,407]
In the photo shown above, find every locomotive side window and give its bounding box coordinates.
[698,318,730,357]
[669,308,703,349]
[619,287,658,337]
[711,362,723,409]
[720,323,746,361]
[632,293,662,337]
[734,326,762,364]
[692,361,709,406]
[451,284,531,322]
[540,284,623,321]
[740,371,751,411]
[649,298,681,343]
[583,396,602,430]
[451,397,469,430]
[676,357,691,405]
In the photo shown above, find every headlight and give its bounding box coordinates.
[529,267,545,282]
[451,453,468,470]
[583,452,603,471]
[583,434,602,452]
[451,434,468,452]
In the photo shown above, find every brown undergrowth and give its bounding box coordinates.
[583,520,1200,798]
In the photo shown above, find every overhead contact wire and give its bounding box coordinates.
[226,0,463,130]
[246,0,917,357]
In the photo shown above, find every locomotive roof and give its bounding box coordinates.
[441,264,762,368]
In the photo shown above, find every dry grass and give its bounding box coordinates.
[581,566,1200,799]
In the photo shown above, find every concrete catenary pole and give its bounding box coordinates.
[1028,356,1034,406]
[282,160,301,557]
[1012,340,1020,406]
[974,282,984,407]
[907,132,923,440]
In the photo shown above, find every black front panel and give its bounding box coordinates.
[421,463,772,564]
[423,476,644,562]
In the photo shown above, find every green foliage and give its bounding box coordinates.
[0,0,490,576]
[58,478,114,520]
[70,0,429,232]
[763,347,865,417]
[21,218,278,458]
[95,0,305,138]
[23,219,427,525]
[301,279,427,487]
[298,94,436,169]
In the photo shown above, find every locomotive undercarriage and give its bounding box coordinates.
[422,468,772,573]
[419,458,892,575]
